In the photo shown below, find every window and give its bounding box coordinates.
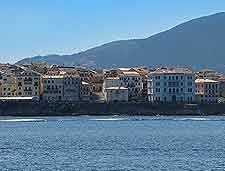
[156,82,160,86]
[188,88,192,92]
[187,82,192,86]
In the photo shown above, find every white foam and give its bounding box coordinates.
[0,119,47,122]
[91,118,127,121]
[174,118,209,121]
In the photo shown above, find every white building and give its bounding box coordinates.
[105,87,128,102]
[119,71,143,101]
[103,77,120,94]
[148,68,195,103]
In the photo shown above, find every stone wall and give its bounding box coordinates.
[0,102,225,116]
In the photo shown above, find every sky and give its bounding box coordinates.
[1,0,225,63]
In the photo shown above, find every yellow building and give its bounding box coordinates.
[15,70,41,97]
[0,71,17,97]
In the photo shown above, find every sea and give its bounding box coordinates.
[0,115,225,171]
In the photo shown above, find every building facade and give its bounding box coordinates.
[148,68,195,103]
[80,81,93,101]
[119,71,143,101]
[15,70,41,97]
[105,87,128,102]
[195,79,219,103]
[103,77,121,94]
[0,71,17,97]
[42,75,81,102]
[42,75,64,101]
[63,75,81,101]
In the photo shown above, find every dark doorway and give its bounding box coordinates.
[172,95,176,103]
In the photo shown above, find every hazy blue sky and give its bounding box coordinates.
[1,0,225,63]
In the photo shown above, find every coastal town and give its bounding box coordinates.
[0,62,224,105]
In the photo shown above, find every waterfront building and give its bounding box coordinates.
[119,71,143,101]
[196,69,223,81]
[0,71,17,97]
[105,87,128,102]
[131,67,149,101]
[148,67,196,103]
[218,77,225,98]
[195,79,219,104]
[89,73,104,93]
[80,81,93,101]
[42,75,64,101]
[103,77,120,93]
[15,70,41,97]
[63,75,81,101]
[42,74,81,102]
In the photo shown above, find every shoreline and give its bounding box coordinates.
[0,102,225,116]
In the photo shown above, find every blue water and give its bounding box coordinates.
[1,116,225,170]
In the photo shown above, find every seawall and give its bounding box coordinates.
[0,102,225,116]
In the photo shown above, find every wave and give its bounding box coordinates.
[0,119,47,122]
[90,117,213,122]
[90,118,128,121]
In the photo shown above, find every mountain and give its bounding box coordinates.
[17,12,225,71]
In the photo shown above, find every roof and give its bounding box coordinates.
[82,81,89,85]
[118,68,132,71]
[106,86,128,90]
[43,75,64,79]
[121,71,140,76]
[195,79,219,83]
[105,77,120,80]
[150,67,193,74]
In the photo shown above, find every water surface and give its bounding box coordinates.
[0,115,225,170]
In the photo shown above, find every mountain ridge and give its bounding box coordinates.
[16,12,225,71]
